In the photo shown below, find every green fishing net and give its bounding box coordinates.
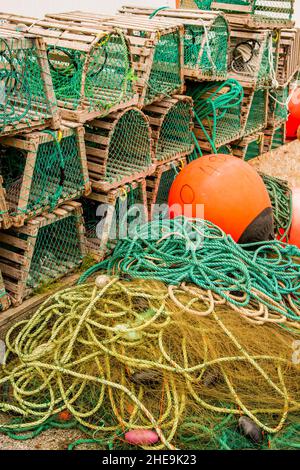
[244,89,267,136]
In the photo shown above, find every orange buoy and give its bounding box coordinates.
[289,188,300,248]
[168,154,273,243]
[288,87,300,120]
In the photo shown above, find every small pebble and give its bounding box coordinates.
[95,275,110,288]
[125,429,159,446]
[239,416,263,444]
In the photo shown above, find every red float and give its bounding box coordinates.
[286,113,300,140]
[288,87,300,120]
[289,188,300,248]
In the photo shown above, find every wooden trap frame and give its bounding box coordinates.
[0,28,60,137]
[82,181,148,261]
[0,126,91,227]
[228,28,274,89]
[85,107,155,192]
[0,13,139,123]
[242,87,268,137]
[274,28,300,87]
[0,268,10,312]
[0,178,11,230]
[118,6,230,82]
[43,11,185,107]
[144,95,194,164]
[146,158,187,221]
[231,132,264,161]
[263,123,286,152]
[0,201,86,305]
[179,0,295,29]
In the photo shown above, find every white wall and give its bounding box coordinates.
[0,0,298,24]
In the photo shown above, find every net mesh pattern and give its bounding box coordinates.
[271,125,285,150]
[270,87,289,124]
[184,16,228,79]
[0,132,86,219]
[0,36,56,134]
[244,90,267,136]
[47,33,134,113]
[145,32,182,105]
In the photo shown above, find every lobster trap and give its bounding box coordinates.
[231,132,264,161]
[0,14,139,123]
[144,96,194,163]
[188,80,245,151]
[275,28,300,87]
[119,6,230,82]
[243,88,268,137]
[0,177,11,230]
[0,126,91,226]
[43,12,185,107]
[268,86,289,126]
[264,123,286,152]
[0,201,86,305]
[146,158,186,221]
[82,181,148,261]
[85,107,154,192]
[0,268,10,312]
[229,29,274,89]
[179,1,295,28]
[0,28,60,137]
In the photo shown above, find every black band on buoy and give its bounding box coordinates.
[238,207,274,244]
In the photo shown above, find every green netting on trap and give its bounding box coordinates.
[151,163,183,220]
[0,36,56,134]
[187,80,244,150]
[85,109,152,186]
[26,214,83,289]
[184,16,228,79]
[269,87,289,124]
[0,132,86,219]
[244,139,262,161]
[182,0,294,23]
[271,125,285,150]
[47,32,134,112]
[244,90,267,136]
[145,32,182,105]
[155,101,193,162]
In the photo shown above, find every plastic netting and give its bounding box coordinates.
[269,87,289,124]
[271,125,285,150]
[145,32,182,105]
[243,138,262,161]
[85,109,152,186]
[47,32,135,113]
[150,162,183,220]
[0,131,87,220]
[244,89,267,136]
[0,35,56,134]
[26,214,84,289]
[188,80,244,151]
[82,185,147,256]
[181,0,294,23]
[184,16,228,79]
[154,101,193,162]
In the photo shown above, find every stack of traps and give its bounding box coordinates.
[180,0,295,28]
[118,6,230,82]
[0,29,60,137]
[0,202,86,305]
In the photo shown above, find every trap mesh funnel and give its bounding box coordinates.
[119,6,229,82]
[0,14,138,123]
[229,29,273,88]
[85,108,154,192]
[0,126,91,226]
[0,28,60,137]
[275,29,300,87]
[41,12,184,107]
[0,202,86,305]
[146,159,186,221]
[144,96,194,163]
[231,132,264,161]
[180,1,295,28]
[188,80,245,151]
[243,89,268,136]
[82,182,148,261]
[268,86,289,126]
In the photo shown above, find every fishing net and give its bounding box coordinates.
[82,184,147,260]
[0,33,58,136]
[269,87,289,125]
[0,277,300,450]
[183,16,229,80]
[271,125,285,150]
[188,79,244,152]
[261,173,292,242]
[47,31,135,114]
[0,129,89,223]
[231,134,263,161]
[82,217,300,331]
[85,108,152,190]
[145,31,182,105]
[244,89,267,136]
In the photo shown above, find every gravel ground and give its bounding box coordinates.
[1,139,299,451]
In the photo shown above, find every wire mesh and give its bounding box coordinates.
[0,130,88,222]
[0,34,58,135]
[244,89,267,136]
